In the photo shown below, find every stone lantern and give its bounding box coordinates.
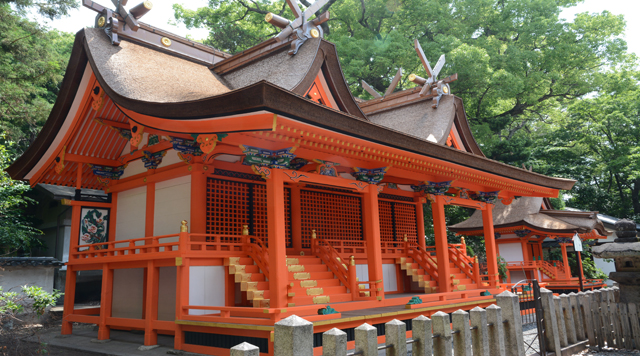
[592,218,640,303]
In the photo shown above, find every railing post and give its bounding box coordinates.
[619,303,633,349]
[348,256,358,299]
[354,323,377,356]
[432,311,453,355]
[591,290,605,349]
[540,289,562,353]
[452,309,472,356]
[627,303,640,350]
[412,315,433,356]
[495,290,525,356]
[385,319,407,356]
[274,315,313,356]
[470,307,489,356]
[579,291,596,346]
[322,328,347,356]
[230,342,259,356]
[179,220,189,252]
[311,229,317,254]
[486,305,506,356]
[473,256,480,287]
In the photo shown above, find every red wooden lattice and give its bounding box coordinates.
[378,200,418,243]
[300,189,363,248]
[206,178,291,246]
[379,201,394,242]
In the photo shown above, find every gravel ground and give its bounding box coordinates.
[576,348,640,355]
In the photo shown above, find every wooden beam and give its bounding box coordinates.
[66,153,122,167]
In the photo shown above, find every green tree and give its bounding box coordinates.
[0,4,75,153]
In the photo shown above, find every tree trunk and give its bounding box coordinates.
[632,178,640,216]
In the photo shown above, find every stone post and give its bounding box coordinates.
[554,296,568,347]
[322,328,347,356]
[612,301,625,349]
[570,292,585,341]
[560,294,577,344]
[540,288,562,353]
[486,305,506,356]
[579,291,596,346]
[452,309,471,356]
[627,303,640,350]
[619,303,633,349]
[600,301,614,347]
[591,289,605,349]
[274,315,313,356]
[355,323,378,356]
[385,319,406,356]
[432,311,453,355]
[470,307,489,356]
[495,290,525,356]
[231,342,260,356]
[411,315,433,356]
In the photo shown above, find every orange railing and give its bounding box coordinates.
[407,243,439,281]
[311,234,350,288]
[505,260,572,280]
[71,233,182,261]
[242,231,270,280]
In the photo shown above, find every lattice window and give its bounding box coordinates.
[394,202,417,243]
[206,178,291,246]
[300,189,363,248]
[378,201,394,242]
[378,200,418,243]
[206,178,249,236]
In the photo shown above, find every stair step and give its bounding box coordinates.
[290,293,352,305]
[229,265,261,274]
[289,279,342,288]
[241,281,269,291]
[234,273,266,283]
[260,286,348,300]
[288,271,335,280]
[225,257,254,266]
[286,264,329,273]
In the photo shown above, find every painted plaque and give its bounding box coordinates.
[79,207,110,247]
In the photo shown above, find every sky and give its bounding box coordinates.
[42,0,640,56]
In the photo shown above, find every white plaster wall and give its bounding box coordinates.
[0,267,56,294]
[112,268,144,319]
[189,266,225,315]
[157,267,177,321]
[115,186,146,241]
[382,264,397,292]
[356,264,369,283]
[154,175,191,240]
[499,242,524,262]
[510,271,527,284]
[157,149,182,169]
[120,159,147,179]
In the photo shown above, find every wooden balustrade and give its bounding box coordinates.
[242,225,270,279]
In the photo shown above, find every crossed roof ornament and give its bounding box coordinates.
[265,0,330,55]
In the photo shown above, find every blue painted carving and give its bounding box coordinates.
[351,166,389,184]
[471,191,500,204]
[142,150,167,169]
[240,145,297,169]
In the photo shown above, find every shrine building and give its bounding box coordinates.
[450,196,609,292]
[6,1,579,354]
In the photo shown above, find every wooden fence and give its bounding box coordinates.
[540,286,640,353]
[228,290,525,356]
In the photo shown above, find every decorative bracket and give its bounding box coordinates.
[351,166,389,184]
[142,150,166,169]
[240,145,297,170]
[411,181,452,196]
[88,164,126,185]
[284,170,308,182]
[470,191,500,205]
[54,146,66,174]
[129,122,145,149]
[312,159,339,177]
[514,229,532,238]
[194,133,227,155]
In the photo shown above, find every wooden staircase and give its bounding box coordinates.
[226,255,352,308]
[396,256,438,293]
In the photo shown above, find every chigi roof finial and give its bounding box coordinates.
[84,0,153,45]
[409,39,459,109]
[265,0,331,55]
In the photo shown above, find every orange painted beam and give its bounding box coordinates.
[119,108,277,134]
[433,194,487,210]
[107,164,190,193]
[65,153,122,167]
[363,184,384,299]
[146,183,155,237]
[267,169,288,310]
[482,204,499,287]
[61,200,113,208]
[431,197,451,292]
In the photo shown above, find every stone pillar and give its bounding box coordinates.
[554,296,568,347]
[432,311,453,355]
[231,342,259,356]
[274,315,313,356]
[569,292,585,341]
[579,291,596,346]
[540,288,562,352]
[322,328,347,356]
[412,315,433,356]
[591,290,605,349]
[486,305,506,356]
[470,307,489,356]
[452,309,472,356]
[385,319,406,356]
[495,290,524,356]
[355,323,377,356]
[560,294,577,344]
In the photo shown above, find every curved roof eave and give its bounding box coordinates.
[7,30,577,192]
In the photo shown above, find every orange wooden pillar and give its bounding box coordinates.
[97,265,113,340]
[267,169,288,309]
[290,185,302,252]
[363,184,384,298]
[415,197,426,250]
[174,225,189,350]
[482,203,500,287]
[560,243,571,279]
[61,205,81,334]
[432,196,451,292]
[144,260,159,346]
[520,237,530,279]
[190,164,207,234]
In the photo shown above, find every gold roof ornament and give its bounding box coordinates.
[265,0,331,55]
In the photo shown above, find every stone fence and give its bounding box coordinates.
[541,286,640,353]
[229,290,525,356]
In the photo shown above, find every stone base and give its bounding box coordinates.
[138,344,160,351]
[90,338,111,343]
